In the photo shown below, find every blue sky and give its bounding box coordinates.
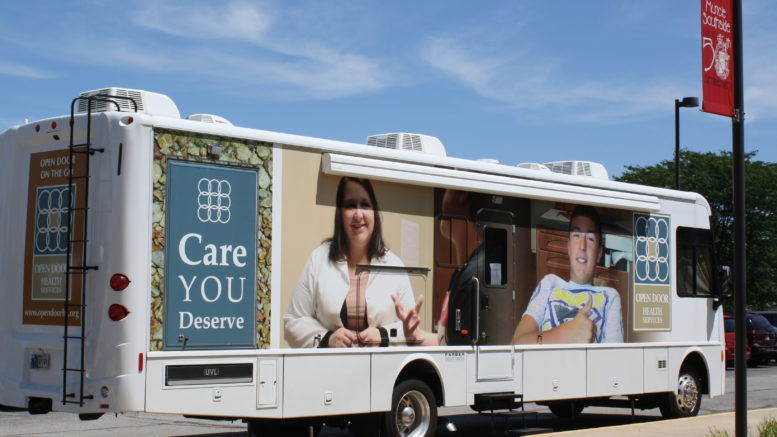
[1,1,775,177]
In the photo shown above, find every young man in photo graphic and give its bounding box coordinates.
[513,205,623,344]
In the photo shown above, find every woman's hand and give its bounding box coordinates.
[357,327,382,347]
[392,294,424,344]
[329,327,358,347]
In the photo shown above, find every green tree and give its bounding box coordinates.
[616,149,777,310]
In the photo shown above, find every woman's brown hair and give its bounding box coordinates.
[327,177,387,262]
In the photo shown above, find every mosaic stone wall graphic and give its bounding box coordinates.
[150,129,272,351]
[633,213,671,331]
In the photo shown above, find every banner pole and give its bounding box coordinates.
[731,0,746,435]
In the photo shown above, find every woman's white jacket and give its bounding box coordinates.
[284,243,415,348]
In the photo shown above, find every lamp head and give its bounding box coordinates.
[678,97,699,108]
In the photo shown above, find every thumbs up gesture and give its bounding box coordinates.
[562,294,596,343]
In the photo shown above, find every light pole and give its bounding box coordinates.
[675,97,699,190]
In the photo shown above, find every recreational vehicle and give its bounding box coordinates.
[0,88,728,436]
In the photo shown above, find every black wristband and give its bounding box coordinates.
[378,327,389,347]
[318,331,333,348]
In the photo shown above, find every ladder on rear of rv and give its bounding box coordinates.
[61,94,137,406]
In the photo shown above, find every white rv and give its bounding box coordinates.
[0,88,727,436]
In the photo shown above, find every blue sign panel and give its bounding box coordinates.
[164,161,257,349]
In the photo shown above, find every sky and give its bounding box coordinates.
[1,1,775,178]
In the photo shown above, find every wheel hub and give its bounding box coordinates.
[676,374,699,412]
[401,405,416,426]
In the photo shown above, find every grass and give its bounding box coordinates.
[708,416,777,437]
[757,417,777,437]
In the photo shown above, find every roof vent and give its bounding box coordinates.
[188,113,233,126]
[76,87,180,118]
[543,160,609,180]
[517,162,551,172]
[477,158,500,164]
[366,133,446,156]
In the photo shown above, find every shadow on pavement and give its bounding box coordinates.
[432,412,664,437]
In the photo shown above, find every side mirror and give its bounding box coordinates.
[719,265,733,298]
[712,265,732,311]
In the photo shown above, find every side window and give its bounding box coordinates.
[484,227,507,286]
[676,227,716,297]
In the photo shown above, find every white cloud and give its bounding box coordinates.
[0,1,390,101]
[0,61,56,79]
[133,1,273,45]
[0,116,24,131]
[127,1,389,99]
[420,36,511,93]
[743,34,777,122]
[59,34,384,100]
[420,34,680,125]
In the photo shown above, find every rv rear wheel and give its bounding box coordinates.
[384,379,437,437]
[660,369,701,418]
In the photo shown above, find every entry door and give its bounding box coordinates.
[475,222,515,345]
[474,219,515,381]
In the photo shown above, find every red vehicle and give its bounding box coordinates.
[724,314,750,367]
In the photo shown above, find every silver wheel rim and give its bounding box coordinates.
[676,374,699,413]
[394,389,430,437]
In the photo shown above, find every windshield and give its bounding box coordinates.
[748,315,773,331]
[725,318,734,333]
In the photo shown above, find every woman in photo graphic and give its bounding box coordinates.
[284,177,436,348]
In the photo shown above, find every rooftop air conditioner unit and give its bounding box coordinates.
[188,113,233,126]
[543,160,609,180]
[517,162,551,172]
[76,87,180,119]
[366,133,446,156]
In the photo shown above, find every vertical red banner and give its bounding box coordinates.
[701,0,735,118]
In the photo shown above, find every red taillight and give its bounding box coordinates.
[127,116,134,125]
[51,121,57,129]
[139,353,144,372]
[108,304,129,321]
[35,124,40,132]
[110,273,131,291]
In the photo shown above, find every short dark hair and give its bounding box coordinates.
[568,205,602,245]
[327,177,387,262]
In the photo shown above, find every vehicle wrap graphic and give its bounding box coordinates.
[150,129,272,351]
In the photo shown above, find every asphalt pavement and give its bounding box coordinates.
[2,365,776,436]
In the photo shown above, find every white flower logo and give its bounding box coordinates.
[35,186,72,254]
[634,215,670,283]
[197,178,231,224]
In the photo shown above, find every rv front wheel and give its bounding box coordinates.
[385,379,437,437]
[660,369,701,418]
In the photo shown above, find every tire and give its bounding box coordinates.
[659,369,702,418]
[547,401,584,419]
[384,379,437,437]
